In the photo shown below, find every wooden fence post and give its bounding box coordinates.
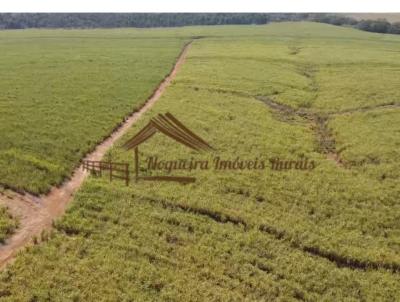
[135,147,139,182]
[125,163,129,186]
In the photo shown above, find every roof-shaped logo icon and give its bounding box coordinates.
[123,112,213,183]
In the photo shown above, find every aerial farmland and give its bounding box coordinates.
[0,21,399,301]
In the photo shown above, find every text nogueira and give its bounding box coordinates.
[146,156,315,173]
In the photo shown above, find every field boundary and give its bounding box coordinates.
[0,40,193,270]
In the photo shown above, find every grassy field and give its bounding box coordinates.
[0,22,399,300]
[0,206,17,243]
[0,29,187,195]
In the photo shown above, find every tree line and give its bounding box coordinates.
[310,14,400,34]
[1,13,400,35]
[0,13,304,29]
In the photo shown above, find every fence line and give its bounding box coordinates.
[82,160,130,186]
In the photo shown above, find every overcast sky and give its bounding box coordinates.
[1,0,400,13]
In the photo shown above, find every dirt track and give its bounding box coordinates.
[0,41,192,270]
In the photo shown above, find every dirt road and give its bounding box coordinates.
[0,41,192,269]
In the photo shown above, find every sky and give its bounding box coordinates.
[1,0,400,13]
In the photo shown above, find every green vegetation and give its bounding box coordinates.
[0,29,187,194]
[0,13,278,29]
[2,179,399,301]
[0,22,400,300]
[2,13,400,35]
[0,206,17,243]
[330,107,400,180]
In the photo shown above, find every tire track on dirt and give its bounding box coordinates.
[0,41,193,270]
